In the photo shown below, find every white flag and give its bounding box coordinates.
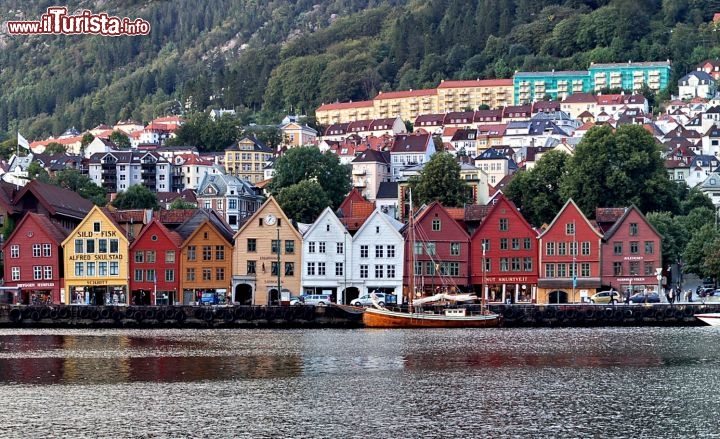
[17,132,30,150]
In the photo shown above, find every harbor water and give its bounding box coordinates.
[1,327,720,438]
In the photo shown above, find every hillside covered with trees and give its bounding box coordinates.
[2,0,720,141]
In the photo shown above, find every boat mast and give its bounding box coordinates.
[409,188,414,312]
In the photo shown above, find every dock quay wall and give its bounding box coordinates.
[0,304,716,328]
[490,303,718,327]
[0,304,363,329]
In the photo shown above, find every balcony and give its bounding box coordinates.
[354,179,367,187]
[352,169,366,176]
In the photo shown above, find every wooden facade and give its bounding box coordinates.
[232,196,303,305]
[177,213,234,305]
[405,202,470,299]
[129,219,182,306]
[61,206,129,305]
[600,205,664,295]
[470,195,539,304]
[537,199,603,304]
[3,212,68,305]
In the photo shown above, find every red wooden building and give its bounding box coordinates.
[537,199,603,304]
[470,195,539,304]
[129,218,183,305]
[598,205,663,296]
[3,212,69,304]
[404,202,471,297]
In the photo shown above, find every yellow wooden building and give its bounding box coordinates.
[232,196,302,305]
[61,206,130,305]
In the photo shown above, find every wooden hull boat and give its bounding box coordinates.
[362,306,501,328]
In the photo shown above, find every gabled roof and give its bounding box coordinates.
[13,179,94,220]
[561,92,597,104]
[352,149,390,164]
[438,79,513,88]
[175,208,235,244]
[130,218,184,250]
[602,205,661,240]
[376,181,398,199]
[316,100,374,111]
[390,133,431,153]
[410,201,469,239]
[336,188,375,231]
[225,136,273,153]
[594,207,627,233]
[470,194,537,238]
[537,199,603,239]
[5,212,71,246]
[374,89,436,100]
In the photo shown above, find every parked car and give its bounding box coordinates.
[199,292,220,305]
[351,293,388,307]
[590,290,622,304]
[629,291,660,304]
[291,294,332,306]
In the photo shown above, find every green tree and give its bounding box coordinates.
[683,223,720,277]
[167,112,240,151]
[505,150,569,227]
[560,124,677,217]
[408,152,470,207]
[111,184,160,210]
[44,142,66,155]
[646,211,685,269]
[109,131,131,149]
[276,180,332,223]
[81,133,94,149]
[680,187,715,214]
[269,146,351,212]
[26,161,49,181]
[169,199,197,210]
[49,169,107,206]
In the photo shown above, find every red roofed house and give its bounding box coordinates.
[404,202,471,299]
[470,195,539,304]
[3,213,70,304]
[337,188,375,233]
[537,199,603,304]
[129,219,183,306]
[597,206,664,297]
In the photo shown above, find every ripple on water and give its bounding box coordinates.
[1,327,720,438]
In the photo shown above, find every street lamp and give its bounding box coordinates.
[343,230,348,305]
[482,241,487,306]
[276,225,281,306]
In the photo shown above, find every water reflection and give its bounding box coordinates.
[1,328,720,438]
[0,331,303,384]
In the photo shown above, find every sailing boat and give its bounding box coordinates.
[362,191,501,328]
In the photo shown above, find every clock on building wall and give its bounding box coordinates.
[265,214,277,225]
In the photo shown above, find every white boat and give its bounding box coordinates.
[695,313,720,326]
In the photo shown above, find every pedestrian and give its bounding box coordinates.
[624,288,631,304]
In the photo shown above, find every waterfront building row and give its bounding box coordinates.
[2,190,663,307]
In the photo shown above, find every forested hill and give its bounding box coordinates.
[1,0,720,140]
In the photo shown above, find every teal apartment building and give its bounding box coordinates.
[513,61,672,104]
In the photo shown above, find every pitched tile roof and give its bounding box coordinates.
[316,100,374,111]
[390,133,431,153]
[14,179,93,220]
[437,79,513,88]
